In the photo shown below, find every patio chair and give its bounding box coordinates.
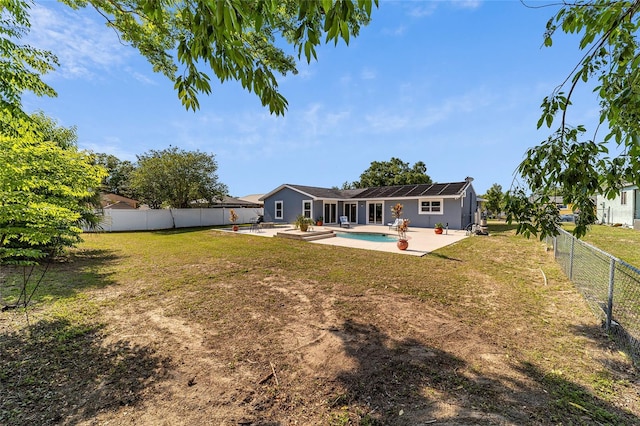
[249,215,263,232]
[339,216,350,228]
[388,218,401,230]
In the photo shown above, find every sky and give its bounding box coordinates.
[23,0,603,198]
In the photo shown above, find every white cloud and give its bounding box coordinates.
[340,73,353,86]
[81,138,137,162]
[382,24,408,36]
[362,87,493,134]
[28,4,134,80]
[408,3,439,18]
[403,0,481,18]
[361,68,377,80]
[129,70,158,86]
[451,0,482,10]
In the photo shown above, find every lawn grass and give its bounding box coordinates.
[1,224,638,425]
[564,223,640,267]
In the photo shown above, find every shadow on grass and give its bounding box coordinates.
[516,361,639,425]
[572,323,640,370]
[487,222,519,234]
[329,320,638,425]
[152,226,238,235]
[1,249,119,306]
[426,252,463,262]
[0,318,172,425]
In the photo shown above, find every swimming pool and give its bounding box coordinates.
[335,232,397,243]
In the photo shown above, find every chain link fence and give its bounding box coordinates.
[547,228,640,364]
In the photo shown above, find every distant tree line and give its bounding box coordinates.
[340,157,433,189]
[94,147,228,209]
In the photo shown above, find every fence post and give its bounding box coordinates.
[606,257,616,331]
[569,237,575,281]
[553,236,558,258]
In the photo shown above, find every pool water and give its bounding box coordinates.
[335,232,397,243]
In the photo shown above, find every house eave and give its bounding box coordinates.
[259,184,319,201]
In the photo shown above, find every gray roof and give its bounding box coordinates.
[266,180,472,201]
[287,184,366,199]
[237,194,264,205]
[210,196,262,207]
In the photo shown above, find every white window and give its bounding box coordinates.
[621,191,627,205]
[275,200,283,219]
[419,199,443,214]
[302,200,312,218]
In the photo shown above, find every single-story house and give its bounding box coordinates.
[214,196,262,209]
[101,193,139,209]
[548,195,575,216]
[237,194,265,207]
[596,183,640,227]
[191,195,263,209]
[259,177,478,230]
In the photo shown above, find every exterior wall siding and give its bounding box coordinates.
[597,187,637,226]
[262,182,477,230]
[382,198,467,229]
[314,203,323,223]
[263,187,310,223]
[348,197,469,229]
[462,189,476,229]
[357,202,366,225]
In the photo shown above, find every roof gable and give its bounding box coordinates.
[260,184,366,200]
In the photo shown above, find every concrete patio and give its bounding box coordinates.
[230,223,470,256]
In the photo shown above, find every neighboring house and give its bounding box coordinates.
[101,193,139,209]
[212,196,262,209]
[191,196,263,209]
[596,184,640,227]
[260,177,478,230]
[238,194,265,207]
[548,196,575,216]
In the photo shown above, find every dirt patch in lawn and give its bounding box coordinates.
[1,226,638,425]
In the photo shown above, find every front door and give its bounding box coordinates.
[368,202,383,224]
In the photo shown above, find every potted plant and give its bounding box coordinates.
[397,219,410,250]
[434,222,444,234]
[391,203,410,250]
[294,214,313,232]
[316,216,323,226]
[229,209,239,231]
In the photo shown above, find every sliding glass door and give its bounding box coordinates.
[344,203,357,223]
[324,203,337,224]
[368,202,383,224]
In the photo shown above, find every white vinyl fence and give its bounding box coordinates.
[92,208,263,232]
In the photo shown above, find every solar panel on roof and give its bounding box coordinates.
[346,181,468,199]
[419,183,445,196]
[389,186,412,197]
[436,183,451,195]
[356,187,378,198]
[367,187,389,198]
[379,187,400,197]
[406,184,431,197]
